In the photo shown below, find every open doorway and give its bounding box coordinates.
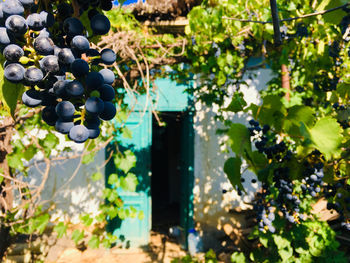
[151,112,184,234]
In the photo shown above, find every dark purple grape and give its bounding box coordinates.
[90,14,110,35]
[22,89,42,107]
[3,44,23,62]
[99,68,115,85]
[53,80,68,98]
[34,37,54,55]
[85,71,103,90]
[85,96,104,115]
[63,17,84,37]
[69,124,89,143]
[71,58,89,78]
[0,27,15,46]
[40,55,59,73]
[42,106,58,126]
[3,0,24,17]
[18,0,34,8]
[66,80,84,97]
[24,66,43,84]
[26,13,44,30]
[56,101,75,120]
[39,11,54,27]
[58,48,75,65]
[88,9,99,20]
[4,63,24,83]
[5,15,27,35]
[100,48,116,65]
[55,119,74,134]
[71,35,89,52]
[99,101,116,120]
[98,84,115,101]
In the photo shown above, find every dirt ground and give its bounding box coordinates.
[46,231,188,263]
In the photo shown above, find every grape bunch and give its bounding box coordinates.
[1,0,117,143]
[324,179,350,231]
[248,120,305,230]
[254,185,276,233]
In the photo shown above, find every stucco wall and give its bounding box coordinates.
[192,68,273,248]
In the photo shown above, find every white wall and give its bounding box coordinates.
[192,69,273,247]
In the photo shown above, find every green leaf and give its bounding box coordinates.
[114,150,136,174]
[91,172,103,181]
[231,252,248,263]
[246,151,268,173]
[71,229,85,244]
[35,214,50,234]
[224,92,247,113]
[309,117,343,160]
[88,235,100,249]
[80,214,93,227]
[108,173,119,186]
[283,105,315,136]
[122,127,133,139]
[256,95,286,132]
[227,123,251,157]
[23,145,37,161]
[82,152,95,164]
[120,173,138,192]
[224,157,243,190]
[54,222,67,239]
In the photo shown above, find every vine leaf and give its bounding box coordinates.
[0,77,24,118]
[283,105,315,136]
[303,117,343,160]
[224,92,247,113]
[224,157,243,190]
[227,123,251,157]
[254,95,286,132]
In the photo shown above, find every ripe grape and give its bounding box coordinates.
[99,84,115,101]
[69,125,89,143]
[56,101,75,121]
[100,48,116,65]
[99,68,115,85]
[99,101,116,120]
[24,66,43,84]
[90,14,110,35]
[85,96,104,115]
[55,119,74,134]
[42,106,58,126]
[4,63,25,83]
[66,80,84,97]
[3,44,23,62]
[71,59,89,78]
[22,89,41,107]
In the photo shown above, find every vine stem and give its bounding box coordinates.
[222,3,350,24]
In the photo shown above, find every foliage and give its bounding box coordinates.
[171,249,218,263]
[182,0,350,261]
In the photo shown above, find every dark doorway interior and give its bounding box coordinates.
[151,112,184,233]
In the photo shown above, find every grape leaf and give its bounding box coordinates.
[309,117,343,160]
[0,74,24,118]
[283,105,315,136]
[227,123,251,157]
[223,157,243,190]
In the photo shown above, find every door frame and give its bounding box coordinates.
[107,77,195,248]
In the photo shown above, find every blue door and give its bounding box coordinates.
[107,77,194,247]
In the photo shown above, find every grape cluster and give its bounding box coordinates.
[300,163,324,198]
[324,179,350,230]
[254,185,276,233]
[249,120,305,230]
[1,0,117,143]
